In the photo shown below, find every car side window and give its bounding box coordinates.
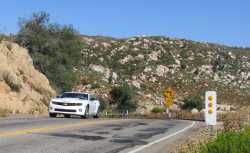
[79,94,88,100]
[90,95,96,101]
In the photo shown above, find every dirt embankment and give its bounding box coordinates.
[0,41,55,115]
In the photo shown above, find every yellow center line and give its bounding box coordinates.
[0,119,128,137]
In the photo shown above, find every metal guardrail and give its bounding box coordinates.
[99,111,250,124]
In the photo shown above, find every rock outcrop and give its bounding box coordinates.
[0,41,55,115]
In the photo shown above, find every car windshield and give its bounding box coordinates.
[60,93,88,100]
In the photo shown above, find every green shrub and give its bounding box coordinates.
[198,125,250,153]
[91,83,100,89]
[0,34,15,42]
[151,107,164,113]
[16,11,83,92]
[110,84,137,112]
[182,96,204,111]
[98,97,109,112]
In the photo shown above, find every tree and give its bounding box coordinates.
[110,84,137,112]
[16,12,83,92]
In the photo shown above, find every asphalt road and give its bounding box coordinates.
[0,116,196,153]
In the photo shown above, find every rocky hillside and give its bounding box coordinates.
[75,36,250,113]
[0,41,55,115]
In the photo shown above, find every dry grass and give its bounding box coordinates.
[2,70,22,91]
[220,112,247,132]
[28,103,47,115]
[0,108,10,117]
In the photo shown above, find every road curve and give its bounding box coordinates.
[0,116,195,153]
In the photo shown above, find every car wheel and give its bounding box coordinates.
[49,113,57,118]
[82,105,89,119]
[94,108,100,118]
[64,114,71,118]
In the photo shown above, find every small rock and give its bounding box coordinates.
[191,108,199,114]
[89,64,106,74]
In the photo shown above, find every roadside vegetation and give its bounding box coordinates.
[198,126,250,153]
[151,107,164,114]
[110,84,137,112]
[180,112,250,153]
[181,96,204,111]
[15,12,84,92]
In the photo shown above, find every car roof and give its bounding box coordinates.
[63,92,89,95]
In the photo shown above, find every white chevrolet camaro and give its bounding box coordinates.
[49,92,100,118]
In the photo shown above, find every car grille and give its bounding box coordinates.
[54,108,76,112]
[52,102,82,106]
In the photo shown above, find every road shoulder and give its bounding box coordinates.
[125,121,205,153]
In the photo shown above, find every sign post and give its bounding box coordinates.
[205,91,217,126]
[163,88,174,118]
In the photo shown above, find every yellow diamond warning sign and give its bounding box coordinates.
[163,88,174,108]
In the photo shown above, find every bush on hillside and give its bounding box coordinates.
[151,107,164,114]
[16,12,83,92]
[98,97,109,112]
[110,84,137,112]
[0,34,15,42]
[182,96,204,111]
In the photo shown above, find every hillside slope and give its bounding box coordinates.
[75,36,250,113]
[0,41,55,115]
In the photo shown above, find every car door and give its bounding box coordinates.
[89,95,97,115]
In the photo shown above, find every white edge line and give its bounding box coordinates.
[127,121,196,153]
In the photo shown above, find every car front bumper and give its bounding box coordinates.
[49,104,86,116]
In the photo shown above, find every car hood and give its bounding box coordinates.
[51,98,88,103]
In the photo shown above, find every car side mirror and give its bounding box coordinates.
[56,95,61,98]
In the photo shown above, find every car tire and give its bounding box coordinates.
[49,113,57,118]
[82,105,89,119]
[94,108,100,118]
[64,114,71,118]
